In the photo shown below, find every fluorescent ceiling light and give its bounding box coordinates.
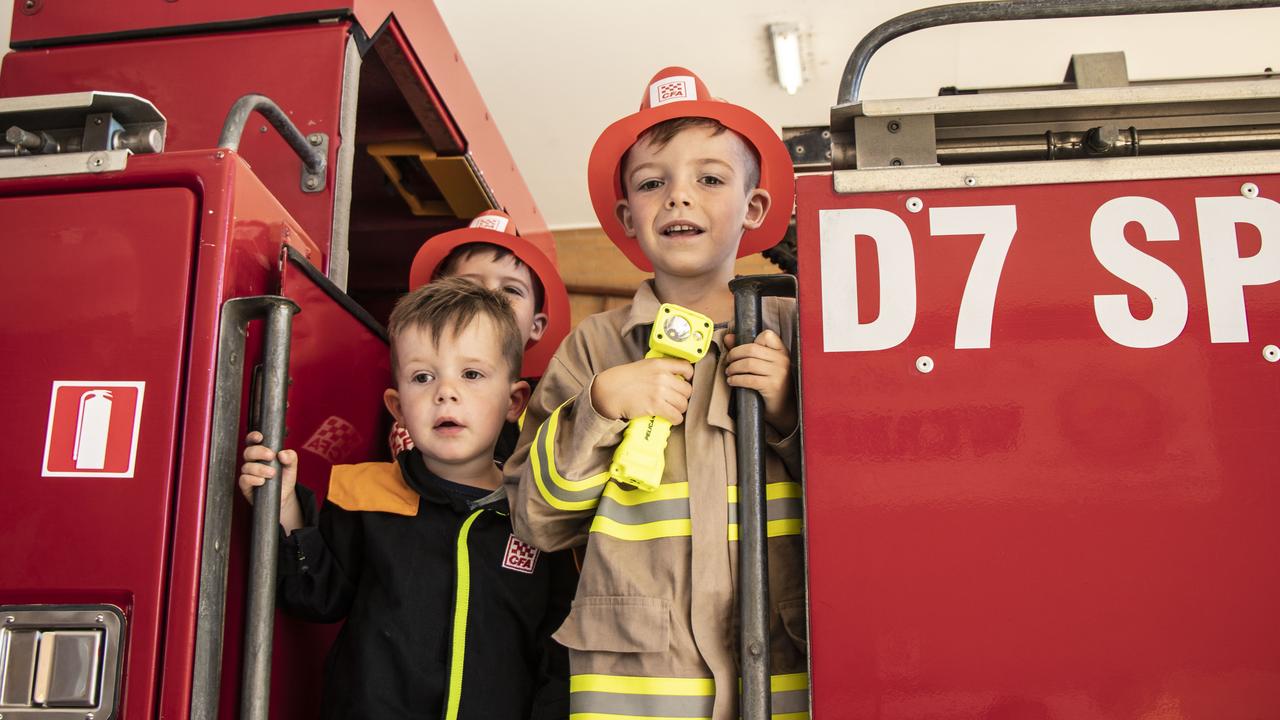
[769,23,804,95]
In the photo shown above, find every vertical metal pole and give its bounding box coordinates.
[191,295,298,720]
[730,273,797,720]
[240,299,298,720]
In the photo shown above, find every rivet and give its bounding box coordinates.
[93,117,103,125]
[4,616,14,624]
[1264,344,1280,362]
[259,125,268,133]
[887,120,901,133]
[794,144,806,155]
[964,176,978,187]
[821,130,830,139]
[305,177,319,189]
[96,614,104,623]
[890,158,903,167]
[906,197,924,213]
[1241,182,1260,199]
[308,133,323,146]
[916,356,934,374]
[215,151,225,159]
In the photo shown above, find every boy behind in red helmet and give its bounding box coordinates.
[390,209,571,461]
[505,68,807,720]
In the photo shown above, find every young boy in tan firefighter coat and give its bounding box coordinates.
[505,67,807,720]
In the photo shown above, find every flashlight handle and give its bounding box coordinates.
[608,349,677,492]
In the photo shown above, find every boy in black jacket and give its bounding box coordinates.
[239,278,574,720]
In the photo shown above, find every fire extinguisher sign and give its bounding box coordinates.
[41,381,146,478]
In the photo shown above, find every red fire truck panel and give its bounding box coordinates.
[797,171,1280,718]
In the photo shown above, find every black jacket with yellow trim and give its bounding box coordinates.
[278,450,575,720]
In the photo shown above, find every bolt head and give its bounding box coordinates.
[96,614,105,623]
[308,133,323,146]
[4,616,14,624]
[305,177,319,189]
[215,150,225,160]
[887,120,901,133]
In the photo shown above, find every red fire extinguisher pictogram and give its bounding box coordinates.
[43,381,145,478]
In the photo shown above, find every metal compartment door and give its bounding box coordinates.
[0,187,198,720]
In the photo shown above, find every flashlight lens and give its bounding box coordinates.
[664,315,692,342]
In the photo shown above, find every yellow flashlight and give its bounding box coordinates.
[608,304,714,492]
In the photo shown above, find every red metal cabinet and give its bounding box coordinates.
[797,172,1280,718]
[0,186,198,719]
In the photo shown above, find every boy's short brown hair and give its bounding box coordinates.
[432,242,547,313]
[621,117,762,194]
[387,277,523,380]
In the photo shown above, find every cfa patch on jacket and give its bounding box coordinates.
[502,535,539,574]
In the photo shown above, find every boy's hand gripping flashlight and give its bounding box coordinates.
[608,304,714,492]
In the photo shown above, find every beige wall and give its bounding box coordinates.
[554,227,781,330]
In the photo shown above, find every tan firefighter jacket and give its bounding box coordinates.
[504,280,809,720]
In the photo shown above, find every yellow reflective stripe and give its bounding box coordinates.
[590,515,692,541]
[545,403,611,492]
[727,481,803,502]
[570,707,696,712]
[570,714,701,720]
[571,674,715,695]
[530,400,607,511]
[770,672,809,692]
[518,407,526,431]
[773,713,809,720]
[602,480,689,506]
[444,509,483,720]
[728,518,805,542]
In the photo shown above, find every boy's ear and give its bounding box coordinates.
[614,198,637,237]
[383,387,404,424]
[506,380,532,423]
[742,188,772,231]
[528,312,549,343]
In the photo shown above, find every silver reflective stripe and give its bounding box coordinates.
[728,496,803,525]
[570,690,714,718]
[596,495,691,524]
[772,687,809,715]
[530,411,605,507]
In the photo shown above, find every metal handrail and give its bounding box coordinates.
[730,274,799,720]
[217,93,327,192]
[190,295,299,720]
[840,0,1280,104]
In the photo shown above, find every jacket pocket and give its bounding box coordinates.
[778,598,808,654]
[553,595,670,653]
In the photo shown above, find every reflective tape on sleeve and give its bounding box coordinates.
[531,399,609,511]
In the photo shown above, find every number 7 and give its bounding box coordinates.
[929,205,1018,349]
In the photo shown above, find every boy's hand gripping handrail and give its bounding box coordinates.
[608,304,714,491]
[840,0,1280,104]
[190,295,299,720]
[730,274,798,720]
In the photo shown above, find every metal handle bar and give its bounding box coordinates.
[730,273,799,720]
[190,295,299,720]
[217,93,327,192]
[840,0,1280,104]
